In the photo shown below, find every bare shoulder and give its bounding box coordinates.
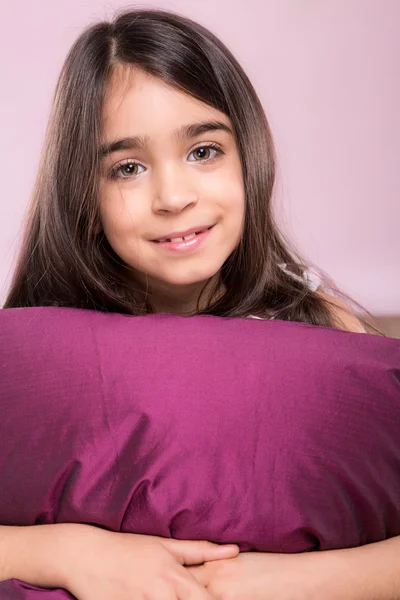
[317,291,367,333]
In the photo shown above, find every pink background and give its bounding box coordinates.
[1,0,399,314]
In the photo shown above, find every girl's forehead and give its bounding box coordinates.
[103,67,227,119]
[102,65,227,134]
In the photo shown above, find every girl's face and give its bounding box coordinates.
[99,67,245,298]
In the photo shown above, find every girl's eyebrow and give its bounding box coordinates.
[99,121,233,157]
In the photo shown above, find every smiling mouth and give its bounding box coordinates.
[153,226,213,244]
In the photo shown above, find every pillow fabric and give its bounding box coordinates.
[1,307,400,598]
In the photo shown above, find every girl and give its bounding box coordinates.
[1,8,398,600]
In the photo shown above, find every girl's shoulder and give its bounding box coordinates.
[317,291,367,333]
[249,265,366,333]
[249,265,323,322]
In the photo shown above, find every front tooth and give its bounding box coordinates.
[183,233,196,241]
[171,237,184,242]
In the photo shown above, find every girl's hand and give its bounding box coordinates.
[59,524,239,600]
[188,551,329,600]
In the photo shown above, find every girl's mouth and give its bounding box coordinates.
[152,226,214,253]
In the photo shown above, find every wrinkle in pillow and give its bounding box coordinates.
[1,307,400,598]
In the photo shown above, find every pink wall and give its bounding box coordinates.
[1,0,399,314]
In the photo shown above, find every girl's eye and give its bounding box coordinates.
[108,143,223,180]
[188,144,223,162]
[109,161,145,180]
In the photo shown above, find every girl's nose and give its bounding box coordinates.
[152,167,198,214]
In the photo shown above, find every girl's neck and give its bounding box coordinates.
[142,275,223,315]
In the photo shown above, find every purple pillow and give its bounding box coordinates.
[1,307,400,598]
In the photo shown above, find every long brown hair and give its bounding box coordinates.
[4,8,343,327]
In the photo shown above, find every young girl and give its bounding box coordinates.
[1,8,398,600]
